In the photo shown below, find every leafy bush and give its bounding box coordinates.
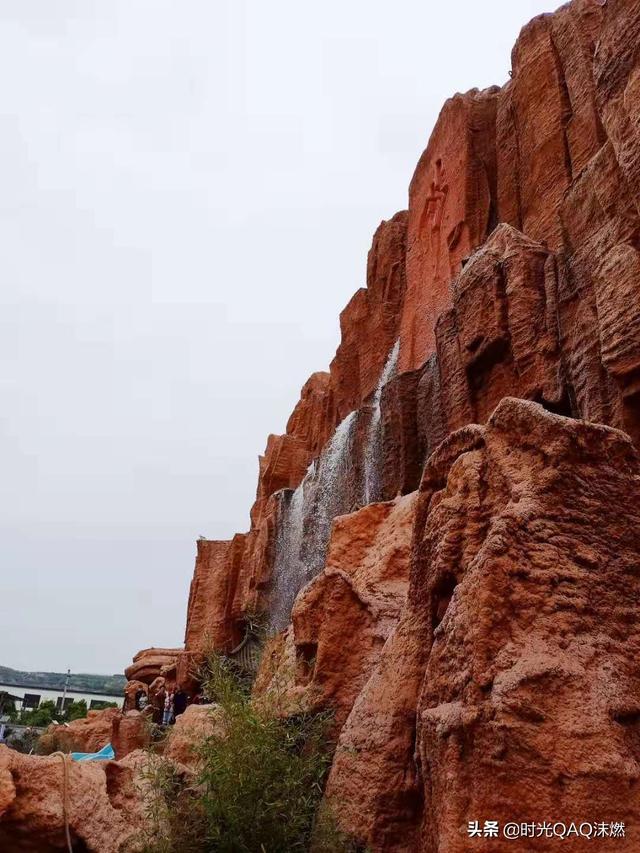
[18,697,89,727]
[140,753,207,853]
[65,699,88,721]
[19,699,58,727]
[142,653,358,852]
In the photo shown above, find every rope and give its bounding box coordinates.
[52,751,73,853]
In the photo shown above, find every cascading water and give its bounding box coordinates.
[363,338,400,504]
[268,411,357,633]
[267,341,401,632]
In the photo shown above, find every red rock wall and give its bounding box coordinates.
[122,11,640,848]
[133,0,640,675]
[327,398,640,851]
[400,88,499,373]
[184,540,231,651]
[497,0,640,436]
[254,493,416,729]
[173,211,412,662]
[0,745,150,853]
[369,0,640,507]
[330,211,408,419]
[124,646,183,684]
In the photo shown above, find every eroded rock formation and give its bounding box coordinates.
[118,0,640,849]
[326,398,640,850]
[156,1,640,687]
[0,710,223,850]
[39,708,152,762]
[163,703,225,767]
[254,493,416,728]
[0,745,150,853]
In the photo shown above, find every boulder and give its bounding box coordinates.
[124,647,182,685]
[0,744,147,852]
[39,707,120,756]
[163,704,226,767]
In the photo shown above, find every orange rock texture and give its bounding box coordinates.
[254,493,416,728]
[124,646,183,687]
[326,398,640,850]
[163,703,225,767]
[40,708,152,761]
[0,744,149,852]
[39,707,121,755]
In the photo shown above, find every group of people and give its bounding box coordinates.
[133,686,190,726]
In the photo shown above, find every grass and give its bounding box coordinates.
[141,653,360,853]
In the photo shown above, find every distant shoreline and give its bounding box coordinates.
[0,664,125,698]
[0,681,122,698]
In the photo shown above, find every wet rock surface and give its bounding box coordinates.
[255,494,416,729]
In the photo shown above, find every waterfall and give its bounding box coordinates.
[268,411,357,633]
[363,339,400,504]
[268,478,306,634]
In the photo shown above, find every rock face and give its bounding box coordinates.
[117,1,640,850]
[39,708,121,756]
[330,212,408,419]
[163,703,225,767]
[159,0,640,675]
[0,744,148,852]
[172,209,413,670]
[255,493,416,728]
[124,647,183,685]
[327,398,640,851]
[123,647,186,712]
[0,713,215,850]
[400,88,498,373]
[416,401,640,852]
[39,708,151,761]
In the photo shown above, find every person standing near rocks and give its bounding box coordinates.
[173,690,188,718]
[162,691,174,726]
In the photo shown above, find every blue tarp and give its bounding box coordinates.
[70,742,115,762]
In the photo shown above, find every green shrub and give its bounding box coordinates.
[142,653,358,852]
[19,699,58,727]
[18,697,90,727]
[65,699,88,721]
[140,753,207,853]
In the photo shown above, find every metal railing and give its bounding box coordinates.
[227,633,262,673]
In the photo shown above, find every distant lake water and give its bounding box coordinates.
[0,682,123,709]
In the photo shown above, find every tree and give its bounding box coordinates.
[20,699,57,727]
[0,695,17,721]
[65,699,88,722]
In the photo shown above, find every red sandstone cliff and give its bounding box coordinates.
[167,0,640,674]
[113,1,640,850]
[326,398,640,851]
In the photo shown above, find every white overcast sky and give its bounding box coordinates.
[1,0,556,674]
